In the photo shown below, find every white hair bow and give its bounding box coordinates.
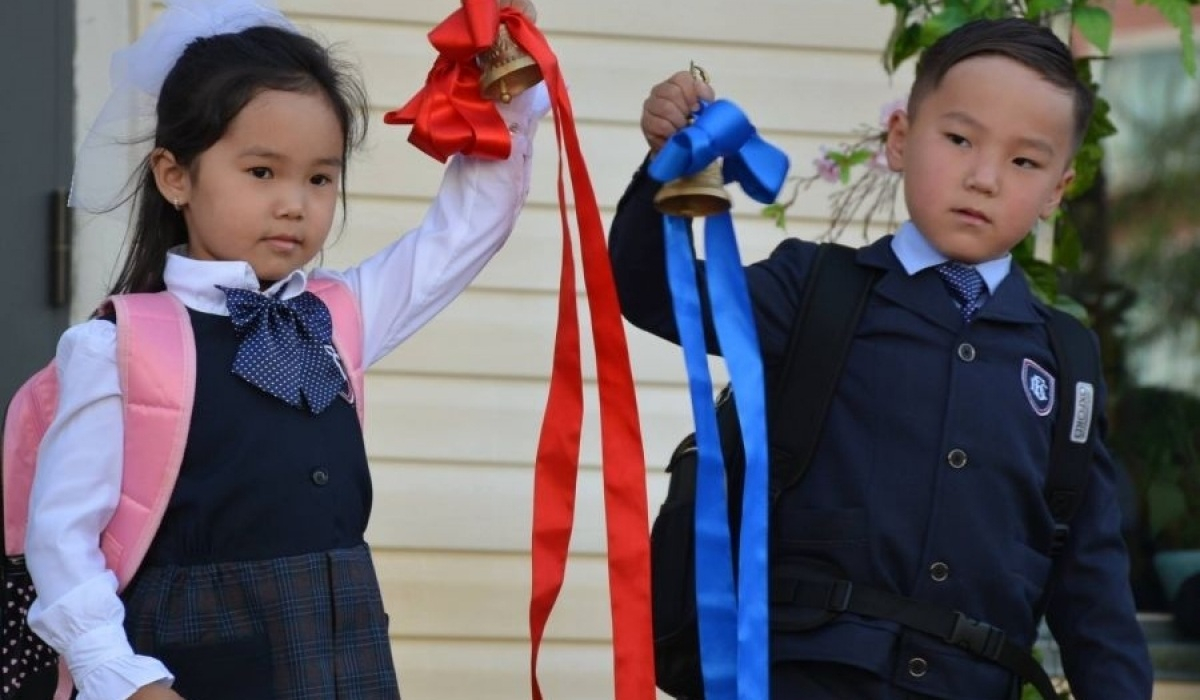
[70,0,296,212]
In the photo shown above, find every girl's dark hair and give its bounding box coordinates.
[907,18,1094,152]
[109,25,369,295]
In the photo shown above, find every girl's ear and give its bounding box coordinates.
[884,110,908,173]
[150,147,190,208]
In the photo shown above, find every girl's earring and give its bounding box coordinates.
[173,198,182,211]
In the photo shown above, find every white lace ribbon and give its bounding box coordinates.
[70,0,296,212]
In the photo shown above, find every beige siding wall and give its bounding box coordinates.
[118,2,907,698]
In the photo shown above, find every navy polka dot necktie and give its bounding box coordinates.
[936,261,986,323]
[218,286,347,414]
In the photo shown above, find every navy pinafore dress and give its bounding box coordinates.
[121,310,401,700]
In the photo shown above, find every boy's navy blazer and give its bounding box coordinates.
[609,167,1153,699]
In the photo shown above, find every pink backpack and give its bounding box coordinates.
[2,278,364,700]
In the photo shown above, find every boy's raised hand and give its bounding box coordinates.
[641,71,716,154]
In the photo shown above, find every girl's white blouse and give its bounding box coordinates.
[25,88,546,700]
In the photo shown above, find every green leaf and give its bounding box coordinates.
[1072,5,1112,54]
[1140,0,1197,75]
[886,23,924,73]
[919,6,971,46]
[1021,258,1060,303]
[1050,295,1090,324]
[1053,216,1082,270]
[1025,0,1069,20]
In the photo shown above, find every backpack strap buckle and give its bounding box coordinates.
[1048,523,1071,556]
[945,612,1006,661]
[826,579,853,613]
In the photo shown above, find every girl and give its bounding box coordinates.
[24,1,543,699]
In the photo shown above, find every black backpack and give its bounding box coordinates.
[648,243,1099,700]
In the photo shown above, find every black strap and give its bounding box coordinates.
[769,243,877,499]
[1041,307,1101,555]
[776,577,1060,700]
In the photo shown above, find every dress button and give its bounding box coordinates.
[957,342,976,362]
[311,468,329,486]
[947,448,968,469]
[929,561,950,582]
[908,656,928,678]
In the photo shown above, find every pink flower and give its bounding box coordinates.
[813,147,840,183]
[879,97,908,127]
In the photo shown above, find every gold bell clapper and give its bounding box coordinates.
[654,62,733,218]
[479,25,543,103]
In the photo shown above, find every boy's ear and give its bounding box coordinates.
[1041,167,1075,219]
[150,147,191,208]
[884,110,909,172]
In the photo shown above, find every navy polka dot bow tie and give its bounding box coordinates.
[936,261,987,323]
[218,286,347,414]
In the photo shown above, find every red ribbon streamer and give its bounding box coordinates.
[385,4,656,699]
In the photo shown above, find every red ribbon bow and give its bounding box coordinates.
[386,4,656,700]
[384,2,513,162]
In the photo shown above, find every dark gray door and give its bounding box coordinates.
[0,1,74,406]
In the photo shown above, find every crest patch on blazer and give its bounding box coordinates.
[1021,359,1055,416]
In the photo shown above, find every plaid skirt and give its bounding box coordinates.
[122,544,400,700]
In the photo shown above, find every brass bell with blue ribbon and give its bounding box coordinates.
[647,98,789,700]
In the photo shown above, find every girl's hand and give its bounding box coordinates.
[641,72,717,154]
[499,0,537,23]
[129,683,186,700]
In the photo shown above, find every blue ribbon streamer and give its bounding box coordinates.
[651,99,787,700]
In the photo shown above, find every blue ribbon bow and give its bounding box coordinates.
[219,286,347,414]
[649,99,788,700]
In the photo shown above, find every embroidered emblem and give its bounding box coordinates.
[1021,359,1055,416]
[1070,382,1095,444]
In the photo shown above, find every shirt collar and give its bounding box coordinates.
[163,245,310,315]
[889,220,1011,295]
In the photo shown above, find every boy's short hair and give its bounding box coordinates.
[907,18,1094,151]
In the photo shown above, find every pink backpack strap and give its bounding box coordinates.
[104,293,195,591]
[309,277,366,425]
[3,364,60,556]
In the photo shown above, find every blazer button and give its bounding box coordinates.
[929,561,950,582]
[311,468,330,486]
[946,448,968,469]
[908,656,928,678]
[957,342,976,362]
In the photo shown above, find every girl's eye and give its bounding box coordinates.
[946,133,969,147]
[310,174,333,186]
[249,167,272,179]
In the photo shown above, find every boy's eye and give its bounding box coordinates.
[249,167,272,179]
[1013,157,1041,170]
[945,133,969,147]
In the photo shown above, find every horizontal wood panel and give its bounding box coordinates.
[349,116,902,223]
[367,460,671,554]
[375,549,611,641]
[280,0,897,52]
[391,638,673,700]
[368,286,737,384]
[324,197,859,294]
[362,374,703,468]
[299,18,909,136]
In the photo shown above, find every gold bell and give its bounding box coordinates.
[654,62,732,217]
[479,25,543,104]
[654,160,732,218]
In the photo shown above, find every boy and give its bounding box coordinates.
[608,18,1152,700]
